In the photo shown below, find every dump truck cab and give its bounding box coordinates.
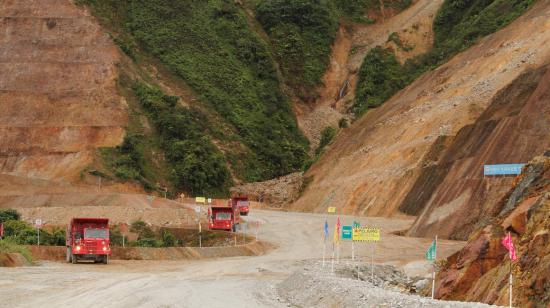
[66,218,111,264]
[208,206,240,232]
[230,194,250,216]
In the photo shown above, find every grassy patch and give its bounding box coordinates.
[354,47,407,115]
[0,240,33,263]
[132,81,233,197]
[353,0,536,116]
[256,0,338,99]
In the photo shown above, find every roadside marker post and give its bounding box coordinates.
[323,220,329,268]
[425,235,438,299]
[199,221,202,248]
[35,219,42,246]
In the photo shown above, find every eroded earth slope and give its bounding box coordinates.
[0,0,126,181]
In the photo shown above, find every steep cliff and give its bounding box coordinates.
[407,64,550,240]
[0,0,127,181]
[435,154,550,307]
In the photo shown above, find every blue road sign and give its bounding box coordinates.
[484,164,525,176]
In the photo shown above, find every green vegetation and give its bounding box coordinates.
[0,209,20,223]
[255,0,412,99]
[354,47,406,115]
[333,0,412,22]
[316,127,337,156]
[0,239,33,263]
[0,209,65,246]
[353,0,536,116]
[256,0,338,98]
[79,0,309,186]
[132,82,232,196]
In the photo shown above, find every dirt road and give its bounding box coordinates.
[0,210,468,307]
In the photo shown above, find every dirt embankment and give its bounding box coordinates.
[0,0,127,181]
[435,154,550,307]
[0,253,31,267]
[293,2,550,222]
[26,240,273,262]
[406,64,550,240]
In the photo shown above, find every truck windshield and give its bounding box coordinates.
[215,212,232,220]
[237,201,249,207]
[84,228,109,239]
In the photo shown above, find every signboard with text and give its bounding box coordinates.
[352,227,381,242]
[484,164,525,176]
[342,226,352,240]
[327,207,336,213]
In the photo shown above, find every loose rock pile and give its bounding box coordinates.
[276,261,501,307]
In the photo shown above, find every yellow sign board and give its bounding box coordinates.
[195,197,206,204]
[327,207,336,213]
[352,227,381,242]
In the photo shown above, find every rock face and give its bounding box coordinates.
[292,2,550,232]
[407,65,550,239]
[0,0,127,181]
[436,155,550,307]
[231,172,304,207]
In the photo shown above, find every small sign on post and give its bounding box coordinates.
[195,197,206,204]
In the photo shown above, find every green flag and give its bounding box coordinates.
[425,240,436,261]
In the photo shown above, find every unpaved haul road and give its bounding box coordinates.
[0,210,464,307]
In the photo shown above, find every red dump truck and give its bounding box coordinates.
[229,194,250,216]
[66,218,111,264]
[208,205,241,232]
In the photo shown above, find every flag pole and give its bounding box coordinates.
[508,232,512,308]
[331,242,335,273]
[322,237,326,268]
[431,235,438,300]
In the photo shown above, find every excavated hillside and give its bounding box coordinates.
[294,1,550,224]
[0,0,127,181]
[435,154,550,307]
[407,64,550,240]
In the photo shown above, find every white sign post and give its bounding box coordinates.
[35,219,42,246]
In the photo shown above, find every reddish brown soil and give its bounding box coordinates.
[407,65,550,240]
[0,252,31,267]
[0,0,127,181]
[436,155,550,307]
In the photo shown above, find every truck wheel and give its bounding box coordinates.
[102,255,108,264]
[66,248,71,263]
[232,225,236,232]
[71,253,77,264]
